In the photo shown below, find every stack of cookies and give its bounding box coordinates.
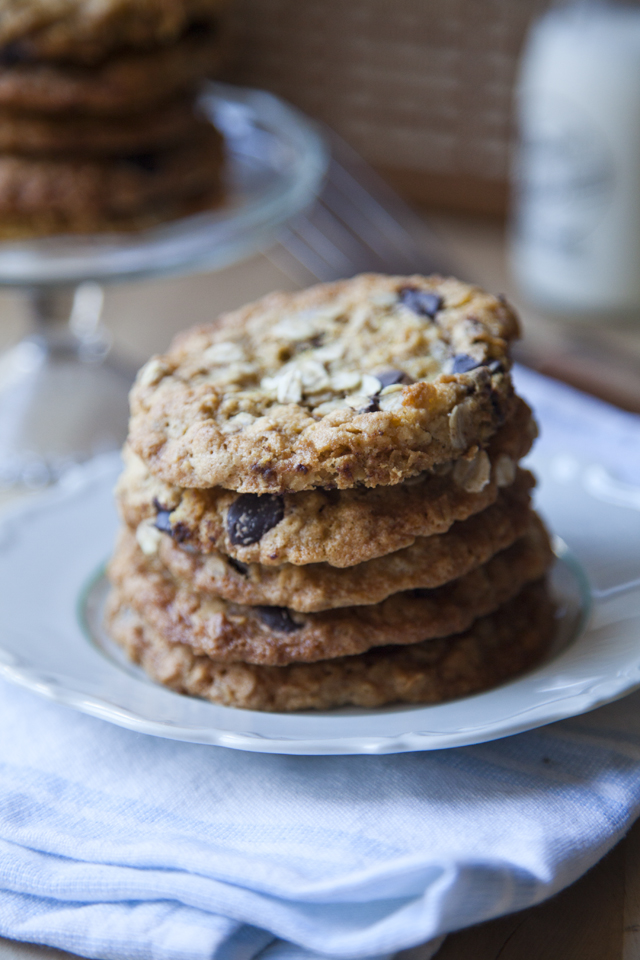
[108,274,556,712]
[0,0,227,237]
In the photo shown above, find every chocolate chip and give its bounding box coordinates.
[452,354,482,374]
[227,493,284,545]
[399,287,443,318]
[153,499,174,534]
[295,464,309,474]
[488,360,504,374]
[255,606,301,633]
[154,510,173,534]
[228,557,249,576]
[171,521,190,543]
[375,369,412,389]
[358,397,380,413]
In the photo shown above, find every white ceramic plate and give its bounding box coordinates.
[0,451,639,755]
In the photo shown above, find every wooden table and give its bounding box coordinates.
[0,212,639,960]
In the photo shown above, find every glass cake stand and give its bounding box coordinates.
[0,82,328,487]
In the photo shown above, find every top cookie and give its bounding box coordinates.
[128,274,520,493]
[0,0,226,64]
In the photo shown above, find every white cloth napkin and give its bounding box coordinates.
[1,367,640,960]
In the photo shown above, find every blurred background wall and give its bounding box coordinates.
[224,0,552,216]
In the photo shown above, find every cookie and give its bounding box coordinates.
[149,475,535,612]
[106,579,556,711]
[0,125,223,237]
[0,25,224,115]
[127,274,521,494]
[117,397,536,567]
[0,97,205,155]
[107,515,553,665]
[0,0,226,65]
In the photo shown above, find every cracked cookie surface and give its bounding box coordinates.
[106,579,555,711]
[107,514,553,666]
[145,474,535,611]
[127,274,520,493]
[118,397,535,567]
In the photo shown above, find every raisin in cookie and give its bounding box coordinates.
[149,475,535,612]
[0,125,223,237]
[128,275,520,493]
[0,0,226,64]
[106,579,555,711]
[0,25,224,115]
[118,397,535,567]
[107,515,553,666]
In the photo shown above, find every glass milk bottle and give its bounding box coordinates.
[511,1,640,319]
